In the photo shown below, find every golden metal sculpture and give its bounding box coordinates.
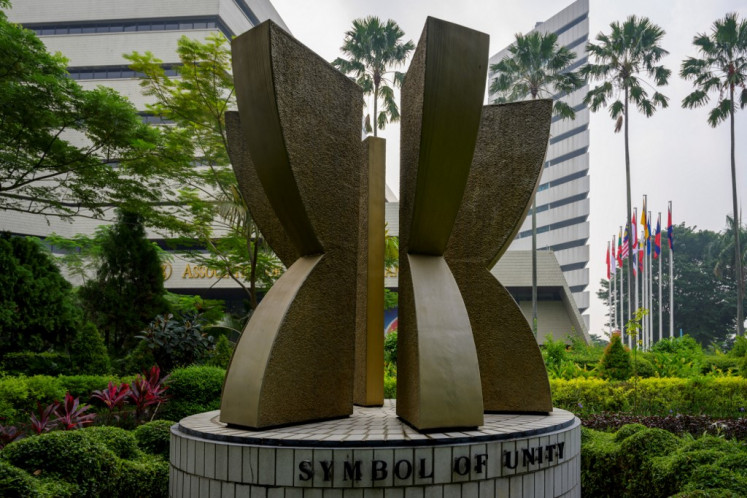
[444,102,553,413]
[354,137,386,407]
[221,21,363,429]
[397,17,488,430]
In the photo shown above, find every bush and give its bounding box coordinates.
[136,312,215,371]
[134,420,174,458]
[1,352,71,376]
[384,374,396,399]
[613,422,648,442]
[384,331,397,365]
[82,426,140,459]
[681,465,747,495]
[0,460,38,498]
[619,428,682,497]
[700,355,739,375]
[23,376,65,412]
[599,332,632,380]
[1,430,118,496]
[0,376,29,424]
[207,334,233,369]
[69,323,110,375]
[113,456,168,498]
[580,428,621,497]
[57,375,119,401]
[159,365,224,420]
[119,341,156,376]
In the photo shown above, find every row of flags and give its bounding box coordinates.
[605,199,676,349]
[607,201,674,280]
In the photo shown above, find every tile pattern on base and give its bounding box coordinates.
[170,401,580,498]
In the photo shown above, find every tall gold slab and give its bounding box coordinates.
[221,21,362,428]
[397,17,488,430]
[445,102,553,413]
[354,137,386,406]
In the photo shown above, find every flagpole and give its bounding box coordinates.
[648,211,653,347]
[634,209,639,347]
[611,238,616,332]
[669,201,674,338]
[607,241,612,335]
[620,226,625,343]
[642,229,648,350]
[658,212,663,342]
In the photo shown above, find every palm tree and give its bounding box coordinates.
[582,16,671,328]
[332,16,414,137]
[489,31,584,335]
[681,12,747,336]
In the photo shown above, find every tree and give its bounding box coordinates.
[582,16,671,327]
[78,210,169,352]
[681,13,747,336]
[125,34,281,312]
[489,31,584,334]
[332,16,414,136]
[0,8,169,221]
[0,233,82,352]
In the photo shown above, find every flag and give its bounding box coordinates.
[639,238,644,273]
[632,212,638,249]
[641,198,649,240]
[647,216,652,255]
[617,229,624,267]
[606,242,610,280]
[667,204,674,251]
[622,225,630,259]
[611,238,617,275]
[654,216,661,259]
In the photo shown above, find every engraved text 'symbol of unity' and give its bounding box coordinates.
[222,17,552,432]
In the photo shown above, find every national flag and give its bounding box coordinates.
[639,239,644,273]
[632,246,638,276]
[617,229,624,267]
[611,238,617,275]
[622,225,630,259]
[632,212,638,249]
[641,198,649,240]
[667,204,674,251]
[654,216,661,259]
[606,242,611,280]
[647,215,652,255]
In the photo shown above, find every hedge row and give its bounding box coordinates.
[582,425,747,497]
[0,365,225,425]
[552,377,747,417]
[0,422,172,497]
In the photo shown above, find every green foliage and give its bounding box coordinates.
[119,341,157,376]
[23,376,65,412]
[81,426,140,460]
[384,331,398,366]
[1,352,70,376]
[207,334,234,369]
[0,376,29,423]
[332,17,414,135]
[136,312,214,371]
[165,292,225,324]
[56,375,119,400]
[580,429,622,497]
[599,332,632,380]
[729,335,747,357]
[384,373,396,399]
[1,430,118,496]
[125,34,282,311]
[0,11,166,220]
[0,234,82,353]
[542,336,568,368]
[159,365,224,420]
[384,289,398,311]
[134,420,174,458]
[69,323,110,375]
[0,460,38,498]
[113,456,168,498]
[613,423,648,442]
[79,211,169,352]
[490,31,584,119]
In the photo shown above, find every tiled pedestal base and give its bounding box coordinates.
[170,400,580,497]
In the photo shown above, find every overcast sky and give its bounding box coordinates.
[270,0,747,337]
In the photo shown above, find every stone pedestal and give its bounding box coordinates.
[169,401,580,497]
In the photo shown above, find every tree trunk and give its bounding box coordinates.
[624,86,634,338]
[373,83,379,137]
[730,85,745,335]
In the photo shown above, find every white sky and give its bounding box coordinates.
[270,0,747,337]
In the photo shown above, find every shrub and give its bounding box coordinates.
[1,430,118,496]
[37,479,78,497]
[57,375,119,400]
[82,426,140,459]
[613,423,648,442]
[134,420,174,458]
[681,465,747,495]
[384,373,396,399]
[119,341,156,376]
[136,312,214,371]
[619,428,682,497]
[0,376,28,423]
[633,355,656,378]
[23,376,65,412]
[598,332,631,380]
[69,323,110,375]
[207,334,234,369]
[580,428,621,497]
[384,331,397,365]
[113,456,168,498]
[550,378,630,415]
[159,365,224,420]
[700,355,739,375]
[0,460,37,498]
[1,353,71,376]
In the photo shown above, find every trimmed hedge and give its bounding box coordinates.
[582,425,747,498]
[0,429,167,497]
[1,353,70,377]
[134,420,174,458]
[159,365,225,421]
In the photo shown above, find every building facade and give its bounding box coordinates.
[488,0,591,325]
[5,0,288,302]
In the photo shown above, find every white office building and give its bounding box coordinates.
[488,0,591,325]
[5,0,288,301]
